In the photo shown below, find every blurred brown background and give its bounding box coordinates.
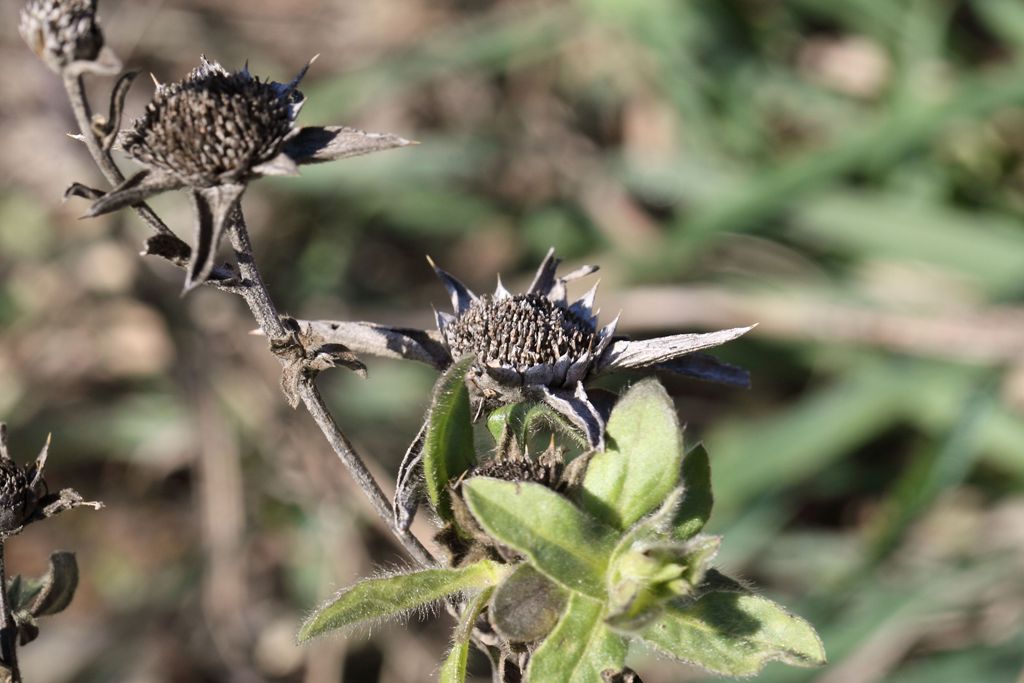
[2,0,1024,681]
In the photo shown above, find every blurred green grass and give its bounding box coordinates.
[3,0,1024,680]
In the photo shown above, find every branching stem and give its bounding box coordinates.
[224,218,434,567]
[61,72,435,569]
[62,74,175,238]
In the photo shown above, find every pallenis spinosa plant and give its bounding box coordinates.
[20,1,824,681]
[296,253,825,681]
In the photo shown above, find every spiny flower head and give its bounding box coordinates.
[80,56,413,291]
[431,251,618,426]
[297,248,754,453]
[19,0,103,73]
[302,249,752,528]
[124,57,306,187]
[444,293,597,371]
[0,424,102,536]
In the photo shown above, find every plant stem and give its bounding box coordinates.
[0,540,22,683]
[225,219,434,567]
[61,71,435,569]
[297,382,434,566]
[61,74,175,238]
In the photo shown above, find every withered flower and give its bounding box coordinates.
[0,425,102,536]
[295,249,753,450]
[18,0,114,75]
[84,56,413,290]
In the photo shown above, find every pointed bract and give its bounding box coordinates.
[282,126,415,165]
[655,353,751,388]
[528,247,561,298]
[494,275,512,300]
[596,326,755,374]
[84,170,183,217]
[185,184,244,292]
[569,281,600,323]
[428,256,477,314]
[394,422,427,531]
[299,320,449,370]
[532,383,606,451]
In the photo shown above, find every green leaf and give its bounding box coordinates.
[489,564,568,643]
[527,593,628,683]
[422,357,477,521]
[438,587,494,683]
[298,560,507,641]
[674,443,713,539]
[633,591,826,676]
[606,489,721,628]
[462,478,617,598]
[581,378,683,530]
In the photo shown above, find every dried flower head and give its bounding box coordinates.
[0,458,31,533]
[0,424,102,536]
[294,248,754,451]
[443,294,597,371]
[124,58,303,187]
[81,56,414,291]
[19,0,104,73]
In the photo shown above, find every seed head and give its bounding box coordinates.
[124,58,301,187]
[445,294,596,371]
[473,457,562,489]
[19,0,103,73]
[0,459,29,532]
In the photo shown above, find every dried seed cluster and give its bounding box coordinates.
[445,294,595,370]
[472,457,561,489]
[124,63,296,186]
[19,0,103,72]
[0,459,29,532]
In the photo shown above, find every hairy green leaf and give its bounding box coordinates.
[298,560,507,641]
[581,378,683,530]
[438,587,494,683]
[527,593,628,683]
[607,532,722,629]
[633,591,826,676]
[674,443,713,539]
[462,478,617,598]
[422,357,477,521]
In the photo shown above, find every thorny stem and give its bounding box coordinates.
[0,540,21,683]
[62,71,435,569]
